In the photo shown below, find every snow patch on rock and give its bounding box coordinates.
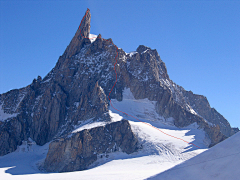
[0,104,19,122]
[72,121,107,133]
[89,34,98,43]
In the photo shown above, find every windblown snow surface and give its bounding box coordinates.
[0,88,215,180]
[149,131,240,180]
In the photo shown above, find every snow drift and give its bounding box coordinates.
[149,132,240,180]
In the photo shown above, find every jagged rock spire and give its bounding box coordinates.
[79,8,91,38]
[63,8,91,58]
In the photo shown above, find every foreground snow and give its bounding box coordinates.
[149,131,240,180]
[0,88,210,180]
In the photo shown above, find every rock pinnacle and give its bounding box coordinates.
[63,8,91,58]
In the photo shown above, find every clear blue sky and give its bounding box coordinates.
[0,1,239,128]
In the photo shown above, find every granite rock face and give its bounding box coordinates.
[0,8,238,158]
[43,120,138,172]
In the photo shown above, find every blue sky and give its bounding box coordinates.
[0,1,239,128]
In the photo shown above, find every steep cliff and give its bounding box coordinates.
[43,120,138,172]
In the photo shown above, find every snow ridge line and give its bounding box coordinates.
[79,8,200,149]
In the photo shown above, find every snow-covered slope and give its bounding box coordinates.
[0,121,206,180]
[149,131,240,180]
[0,88,210,180]
[109,88,211,149]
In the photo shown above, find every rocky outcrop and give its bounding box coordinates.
[182,90,235,137]
[43,120,138,172]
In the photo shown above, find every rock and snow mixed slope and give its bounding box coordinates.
[1,118,238,180]
[109,88,211,148]
[0,101,208,179]
[1,86,237,179]
[149,131,240,180]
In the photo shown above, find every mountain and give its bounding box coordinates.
[0,9,238,173]
[149,131,240,180]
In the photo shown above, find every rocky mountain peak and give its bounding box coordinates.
[63,8,91,58]
[136,45,151,54]
[79,8,91,38]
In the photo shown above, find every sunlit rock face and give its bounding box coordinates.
[43,120,138,172]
